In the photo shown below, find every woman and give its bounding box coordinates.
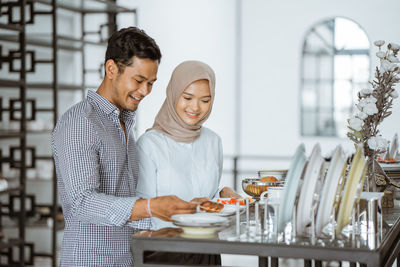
[136,60,240,232]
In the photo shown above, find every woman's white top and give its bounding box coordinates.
[136,127,223,230]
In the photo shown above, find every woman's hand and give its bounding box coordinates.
[220,187,242,198]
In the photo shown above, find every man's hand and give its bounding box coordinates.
[190,197,210,205]
[151,195,197,221]
[220,187,242,198]
[129,195,197,222]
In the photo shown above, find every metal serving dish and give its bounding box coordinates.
[257,169,287,181]
[242,178,284,198]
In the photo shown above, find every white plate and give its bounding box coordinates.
[380,162,400,172]
[171,213,230,228]
[296,143,325,234]
[315,145,346,236]
[200,204,244,217]
[180,227,218,238]
[277,144,307,232]
[336,146,366,235]
[212,205,238,217]
[389,133,398,159]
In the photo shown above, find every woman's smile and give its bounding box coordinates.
[185,111,200,118]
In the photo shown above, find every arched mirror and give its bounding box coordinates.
[300,17,370,137]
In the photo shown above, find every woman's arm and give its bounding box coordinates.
[215,135,241,198]
[136,136,158,199]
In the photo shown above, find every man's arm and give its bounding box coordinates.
[52,116,141,226]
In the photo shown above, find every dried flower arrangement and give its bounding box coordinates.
[347,40,400,190]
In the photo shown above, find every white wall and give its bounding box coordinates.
[119,0,237,155]
[117,0,400,176]
[241,0,400,159]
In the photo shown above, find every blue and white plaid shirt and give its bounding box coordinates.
[52,90,151,267]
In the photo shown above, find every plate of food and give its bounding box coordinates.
[214,197,254,206]
[199,200,243,217]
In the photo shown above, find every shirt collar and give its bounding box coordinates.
[87,90,136,125]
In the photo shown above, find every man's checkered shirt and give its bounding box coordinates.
[52,90,151,266]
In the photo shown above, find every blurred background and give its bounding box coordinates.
[0,0,399,266]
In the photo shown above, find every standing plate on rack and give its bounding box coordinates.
[315,145,346,236]
[336,146,366,235]
[389,133,398,159]
[278,144,307,232]
[296,143,325,235]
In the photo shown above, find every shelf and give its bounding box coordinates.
[27,130,52,134]
[4,177,53,182]
[0,23,23,32]
[1,218,64,231]
[33,0,135,13]
[0,239,24,250]
[0,186,23,196]
[27,82,97,90]
[0,79,25,88]
[0,130,53,137]
[0,34,83,51]
[0,33,108,51]
[0,131,24,138]
[28,82,84,90]
[26,178,53,182]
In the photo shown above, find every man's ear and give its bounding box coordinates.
[105,59,118,80]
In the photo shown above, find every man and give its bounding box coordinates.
[52,27,197,266]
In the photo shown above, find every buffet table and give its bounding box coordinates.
[131,208,400,267]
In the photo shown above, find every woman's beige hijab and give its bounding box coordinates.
[148,60,216,143]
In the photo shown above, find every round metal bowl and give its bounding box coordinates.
[257,170,287,181]
[242,178,284,198]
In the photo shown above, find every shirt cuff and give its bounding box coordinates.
[108,196,139,226]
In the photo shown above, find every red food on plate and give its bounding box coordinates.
[215,198,251,206]
[199,200,224,213]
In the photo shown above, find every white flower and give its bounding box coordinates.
[368,137,378,150]
[381,60,396,72]
[391,90,399,98]
[374,40,385,47]
[376,51,386,59]
[360,88,373,97]
[357,97,376,111]
[349,117,363,131]
[368,136,387,150]
[359,96,377,106]
[356,112,368,120]
[366,96,377,103]
[377,136,389,150]
[363,102,378,115]
[390,43,400,50]
[388,55,400,63]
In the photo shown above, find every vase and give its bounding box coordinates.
[365,157,388,192]
[365,157,398,208]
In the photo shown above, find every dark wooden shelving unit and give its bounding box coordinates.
[0,0,136,266]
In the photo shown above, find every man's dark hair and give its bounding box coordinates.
[105,27,162,73]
